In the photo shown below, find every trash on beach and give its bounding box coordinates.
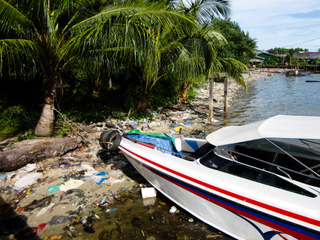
[59,179,84,191]
[60,189,84,201]
[127,120,139,126]
[47,215,77,226]
[23,195,54,211]
[81,163,98,175]
[105,207,117,213]
[99,197,110,207]
[36,202,55,217]
[0,173,8,183]
[143,197,156,206]
[31,223,47,233]
[211,118,219,123]
[111,165,118,170]
[174,126,183,132]
[6,189,32,208]
[91,172,108,185]
[141,187,157,206]
[109,177,126,185]
[47,183,61,193]
[13,172,42,191]
[141,187,157,199]
[18,163,37,173]
[43,235,63,240]
[169,206,177,214]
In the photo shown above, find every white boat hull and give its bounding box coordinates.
[119,137,317,240]
[126,154,268,240]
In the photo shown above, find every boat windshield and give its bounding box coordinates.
[200,150,317,198]
[216,138,320,188]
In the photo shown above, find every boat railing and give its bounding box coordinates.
[266,139,320,179]
[300,139,320,150]
[225,148,320,182]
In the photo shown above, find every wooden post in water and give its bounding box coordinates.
[208,73,228,120]
[224,76,228,116]
[208,76,214,120]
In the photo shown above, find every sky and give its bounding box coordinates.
[229,0,320,51]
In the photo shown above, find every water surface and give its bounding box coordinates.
[227,73,320,126]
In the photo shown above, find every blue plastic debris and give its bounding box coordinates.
[92,172,108,185]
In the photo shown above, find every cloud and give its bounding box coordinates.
[229,0,320,51]
[287,10,320,19]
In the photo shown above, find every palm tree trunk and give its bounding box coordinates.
[34,85,55,137]
[178,84,190,103]
[134,92,150,112]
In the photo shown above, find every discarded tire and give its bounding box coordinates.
[99,130,121,151]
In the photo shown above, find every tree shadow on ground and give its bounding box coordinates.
[0,196,41,240]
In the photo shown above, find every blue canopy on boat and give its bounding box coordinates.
[123,129,179,156]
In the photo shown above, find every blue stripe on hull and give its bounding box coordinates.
[142,161,320,240]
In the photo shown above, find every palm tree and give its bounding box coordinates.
[65,0,242,113]
[172,34,249,103]
[0,0,195,136]
[167,26,226,102]
[0,0,108,136]
[63,1,199,112]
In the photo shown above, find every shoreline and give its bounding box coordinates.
[145,68,286,135]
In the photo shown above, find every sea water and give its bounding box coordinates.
[226,72,320,126]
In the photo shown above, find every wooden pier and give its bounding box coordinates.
[263,65,320,72]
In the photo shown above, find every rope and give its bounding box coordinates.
[48,106,93,143]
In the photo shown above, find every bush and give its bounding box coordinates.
[0,106,38,140]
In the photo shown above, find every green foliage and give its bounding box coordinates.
[0,106,38,139]
[7,131,36,148]
[211,18,257,64]
[149,78,179,107]
[112,111,126,121]
[187,87,198,100]
[58,126,69,137]
[17,132,36,141]
[0,0,255,135]
[129,110,154,120]
[266,47,305,66]
[313,59,320,65]
[267,47,305,54]
[266,56,279,65]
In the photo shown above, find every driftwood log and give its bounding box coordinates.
[0,137,84,172]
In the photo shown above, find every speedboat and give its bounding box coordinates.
[99,115,320,240]
[286,71,311,77]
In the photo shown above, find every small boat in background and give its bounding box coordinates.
[286,70,311,76]
[100,115,320,240]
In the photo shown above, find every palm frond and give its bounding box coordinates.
[171,0,230,24]
[0,38,38,78]
[0,0,35,38]
[216,57,249,90]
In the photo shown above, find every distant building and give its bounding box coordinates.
[253,51,286,65]
[294,51,320,60]
[250,56,265,65]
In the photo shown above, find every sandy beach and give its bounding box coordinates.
[0,68,285,240]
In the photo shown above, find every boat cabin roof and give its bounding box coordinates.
[207,115,320,146]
